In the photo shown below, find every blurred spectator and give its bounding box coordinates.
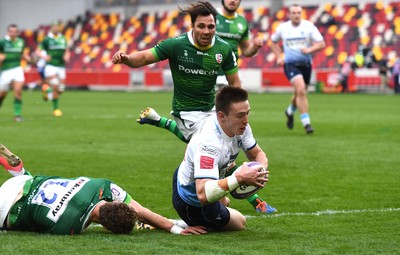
[338,58,353,93]
[377,57,389,93]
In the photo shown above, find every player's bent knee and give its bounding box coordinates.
[224,207,246,231]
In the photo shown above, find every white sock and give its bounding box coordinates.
[300,113,311,127]
[7,167,26,177]
[286,104,297,116]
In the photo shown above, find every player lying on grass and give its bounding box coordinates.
[0,144,206,235]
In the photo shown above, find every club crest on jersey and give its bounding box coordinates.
[215,54,223,64]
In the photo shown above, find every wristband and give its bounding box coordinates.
[170,225,183,235]
[227,174,239,191]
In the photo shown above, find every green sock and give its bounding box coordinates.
[247,193,262,208]
[224,164,239,177]
[52,98,59,110]
[14,98,22,116]
[159,118,189,143]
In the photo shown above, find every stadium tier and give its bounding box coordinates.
[20,1,399,71]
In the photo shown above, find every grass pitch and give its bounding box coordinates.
[0,91,399,255]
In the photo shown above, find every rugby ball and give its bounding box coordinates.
[230,162,266,199]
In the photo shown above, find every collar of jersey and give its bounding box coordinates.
[187,29,215,51]
[48,32,62,39]
[217,7,238,19]
[213,115,235,142]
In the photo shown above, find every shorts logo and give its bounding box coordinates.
[200,156,214,169]
[215,54,223,64]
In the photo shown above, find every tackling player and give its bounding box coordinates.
[113,1,276,215]
[0,144,206,235]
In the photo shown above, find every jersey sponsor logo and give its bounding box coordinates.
[199,145,219,156]
[177,50,194,63]
[215,54,223,64]
[178,65,217,76]
[200,155,214,169]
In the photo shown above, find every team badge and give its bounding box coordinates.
[215,54,223,64]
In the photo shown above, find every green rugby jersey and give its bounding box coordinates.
[151,31,238,116]
[0,36,25,70]
[9,176,130,235]
[216,9,250,60]
[39,33,68,67]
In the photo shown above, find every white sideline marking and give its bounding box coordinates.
[245,208,400,218]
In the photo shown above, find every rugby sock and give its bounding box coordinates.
[224,164,239,177]
[159,118,189,143]
[14,98,22,116]
[300,113,311,127]
[52,98,59,110]
[286,104,297,116]
[0,97,4,108]
[247,194,263,208]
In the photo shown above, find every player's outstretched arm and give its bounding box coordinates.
[129,199,207,235]
[112,49,158,68]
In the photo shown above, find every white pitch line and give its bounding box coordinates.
[245,208,400,218]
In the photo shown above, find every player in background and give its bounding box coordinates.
[35,21,70,117]
[173,86,271,231]
[215,0,263,89]
[0,144,206,235]
[270,4,325,134]
[113,1,276,214]
[0,24,31,122]
[28,50,52,100]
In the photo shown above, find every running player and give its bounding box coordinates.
[270,4,325,134]
[0,24,31,122]
[215,0,263,88]
[35,21,70,117]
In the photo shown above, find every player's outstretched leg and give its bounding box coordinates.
[137,107,189,143]
[0,144,27,176]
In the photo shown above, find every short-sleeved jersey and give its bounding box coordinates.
[270,20,324,63]
[176,114,257,207]
[216,8,250,60]
[9,176,130,235]
[151,31,238,116]
[39,33,68,67]
[0,36,25,70]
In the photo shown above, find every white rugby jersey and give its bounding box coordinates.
[176,114,257,207]
[270,20,324,63]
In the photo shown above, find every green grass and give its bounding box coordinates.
[0,91,399,255]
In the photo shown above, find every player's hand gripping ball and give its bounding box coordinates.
[230,161,267,199]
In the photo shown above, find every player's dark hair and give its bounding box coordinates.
[179,1,217,25]
[215,86,248,114]
[7,24,18,30]
[99,202,137,234]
